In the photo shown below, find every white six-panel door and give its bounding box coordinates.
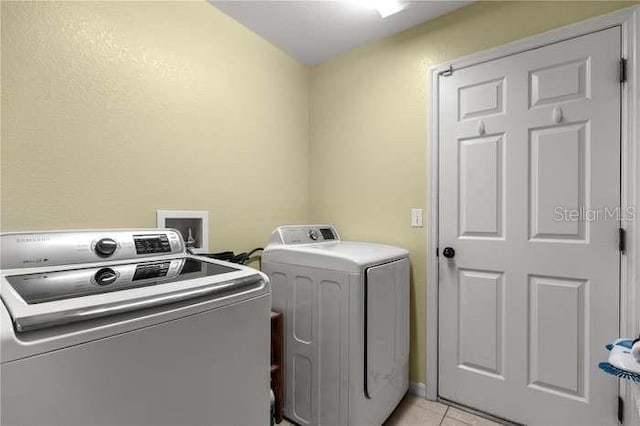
[438,27,621,425]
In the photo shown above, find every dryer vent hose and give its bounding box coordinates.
[198,248,264,265]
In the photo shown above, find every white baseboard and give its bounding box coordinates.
[409,381,427,398]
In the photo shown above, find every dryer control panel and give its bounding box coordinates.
[270,225,340,245]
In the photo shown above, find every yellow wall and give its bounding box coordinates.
[1,1,309,254]
[309,1,635,383]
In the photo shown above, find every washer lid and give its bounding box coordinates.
[1,256,267,333]
[263,241,409,273]
[5,257,238,305]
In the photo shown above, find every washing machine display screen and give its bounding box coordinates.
[320,228,335,240]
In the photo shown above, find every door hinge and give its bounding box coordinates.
[439,65,453,77]
[619,228,626,254]
[436,247,439,257]
[620,58,627,84]
[618,396,624,424]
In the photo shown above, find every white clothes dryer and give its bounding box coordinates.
[262,225,409,426]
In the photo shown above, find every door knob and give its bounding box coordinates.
[442,247,455,259]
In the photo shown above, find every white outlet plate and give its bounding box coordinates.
[411,208,423,228]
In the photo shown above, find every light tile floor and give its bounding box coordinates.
[279,394,502,426]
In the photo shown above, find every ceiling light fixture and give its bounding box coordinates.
[351,0,410,19]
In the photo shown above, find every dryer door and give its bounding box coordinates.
[365,258,409,399]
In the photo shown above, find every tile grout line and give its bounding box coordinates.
[439,406,450,426]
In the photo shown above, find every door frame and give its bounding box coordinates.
[425,4,640,421]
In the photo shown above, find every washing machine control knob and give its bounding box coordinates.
[308,229,319,241]
[95,238,117,257]
[94,268,117,286]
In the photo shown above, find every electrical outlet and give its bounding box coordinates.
[411,208,423,228]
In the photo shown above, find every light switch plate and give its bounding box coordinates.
[411,208,423,228]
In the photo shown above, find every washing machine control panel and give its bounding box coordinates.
[1,229,185,270]
[276,225,339,245]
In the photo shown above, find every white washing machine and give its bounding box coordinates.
[1,229,271,426]
[262,225,409,426]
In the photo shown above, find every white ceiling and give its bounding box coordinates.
[210,1,472,65]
